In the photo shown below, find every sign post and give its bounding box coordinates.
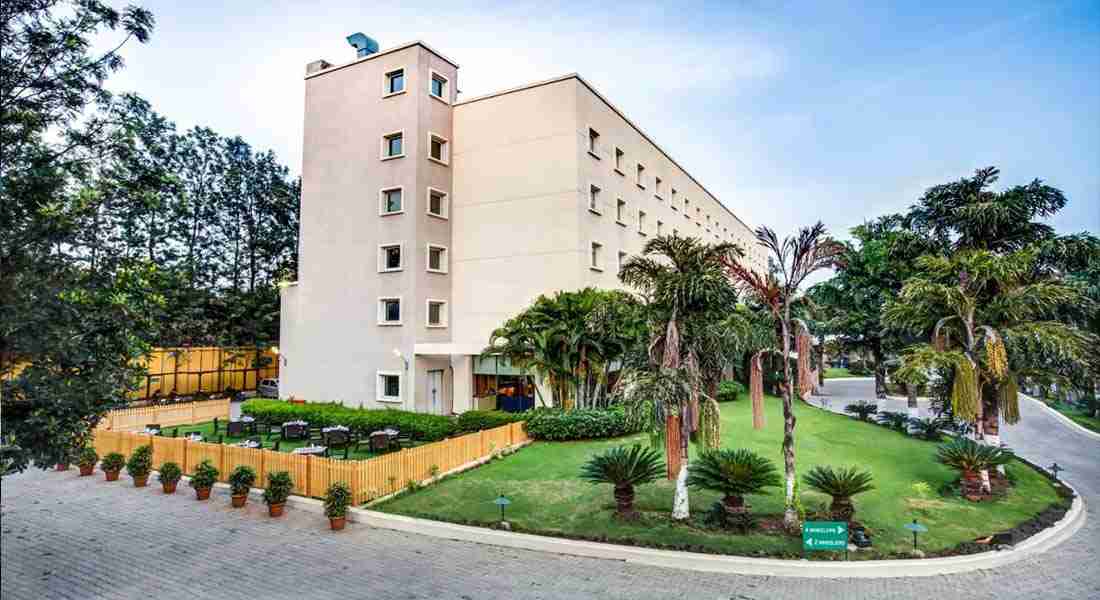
[802,521,849,558]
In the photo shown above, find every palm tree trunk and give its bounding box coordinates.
[780,312,798,528]
[672,406,690,520]
[981,382,1005,475]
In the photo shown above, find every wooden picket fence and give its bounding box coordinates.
[92,421,530,503]
[98,398,232,431]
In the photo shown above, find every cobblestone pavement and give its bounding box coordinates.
[2,379,1097,600]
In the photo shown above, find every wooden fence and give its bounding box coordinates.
[92,421,530,503]
[133,346,279,400]
[98,398,232,431]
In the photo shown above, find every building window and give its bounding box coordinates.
[638,210,647,235]
[618,250,627,272]
[614,147,624,173]
[379,187,403,215]
[588,184,601,214]
[426,300,447,327]
[427,244,448,273]
[590,242,603,271]
[671,188,678,210]
[683,198,690,217]
[429,70,449,101]
[656,220,664,236]
[654,176,663,199]
[616,198,627,225]
[381,131,404,159]
[427,188,448,219]
[377,372,402,403]
[636,163,646,188]
[378,243,402,272]
[384,69,405,95]
[428,133,449,165]
[587,128,600,156]
[378,297,402,325]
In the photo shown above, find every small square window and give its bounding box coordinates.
[654,176,662,198]
[638,210,647,235]
[385,69,405,95]
[588,128,600,156]
[382,132,404,159]
[380,187,403,215]
[379,297,401,325]
[427,188,448,218]
[430,71,448,101]
[378,372,401,402]
[656,220,664,236]
[614,147,624,173]
[616,198,627,224]
[379,244,402,272]
[427,300,447,327]
[636,164,646,188]
[618,251,627,272]
[590,242,603,271]
[427,244,447,273]
[588,184,601,213]
[671,189,678,210]
[429,133,449,164]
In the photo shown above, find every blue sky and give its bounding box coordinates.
[101,0,1099,240]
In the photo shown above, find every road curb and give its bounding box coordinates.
[1023,395,1100,442]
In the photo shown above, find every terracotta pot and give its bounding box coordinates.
[133,475,149,488]
[79,465,94,477]
[56,463,70,471]
[268,502,285,517]
[162,481,178,494]
[195,487,211,501]
[105,470,120,482]
[231,494,248,508]
[329,516,347,531]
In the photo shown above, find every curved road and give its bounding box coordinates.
[2,379,1097,599]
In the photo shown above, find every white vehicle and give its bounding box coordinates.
[257,378,279,398]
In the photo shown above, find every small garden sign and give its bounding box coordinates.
[802,521,848,551]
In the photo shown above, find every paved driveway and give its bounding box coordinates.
[2,379,1097,599]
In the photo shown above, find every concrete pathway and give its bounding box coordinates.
[2,378,1097,599]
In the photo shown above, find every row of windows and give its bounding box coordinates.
[378,243,448,273]
[381,130,450,164]
[377,297,449,328]
[379,186,450,219]
[587,127,743,245]
[383,67,451,103]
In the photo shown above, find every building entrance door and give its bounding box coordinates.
[427,370,444,415]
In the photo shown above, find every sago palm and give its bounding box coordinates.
[687,448,780,513]
[936,437,1015,498]
[802,465,875,522]
[579,444,665,520]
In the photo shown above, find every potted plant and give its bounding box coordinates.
[578,444,665,520]
[263,471,293,517]
[228,465,257,508]
[76,447,99,477]
[159,462,182,494]
[324,481,353,530]
[189,459,219,500]
[126,444,154,487]
[101,452,125,481]
[802,465,875,522]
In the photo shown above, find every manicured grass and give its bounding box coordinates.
[1053,405,1100,433]
[376,397,1062,558]
[164,421,417,460]
[824,367,859,378]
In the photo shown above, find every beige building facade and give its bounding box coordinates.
[279,40,765,414]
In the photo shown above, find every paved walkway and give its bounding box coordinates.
[2,379,1097,599]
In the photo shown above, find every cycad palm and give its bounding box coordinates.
[802,465,875,522]
[579,444,665,519]
[936,437,1015,498]
[687,449,780,513]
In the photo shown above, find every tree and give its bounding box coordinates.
[722,223,843,528]
[618,235,742,520]
[579,444,665,520]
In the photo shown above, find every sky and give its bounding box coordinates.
[98,0,1099,241]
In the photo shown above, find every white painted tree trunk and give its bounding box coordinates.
[671,463,690,520]
[783,472,798,527]
[986,433,1006,475]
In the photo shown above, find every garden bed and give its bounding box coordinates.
[375,396,1065,559]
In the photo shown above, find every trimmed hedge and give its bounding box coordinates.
[241,399,456,441]
[455,410,524,434]
[522,406,637,441]
[716,380,743,402]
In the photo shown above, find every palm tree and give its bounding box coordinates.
[936,437,1014,499]
[803,465,875,522]
[687,448,780,514]
[618,235,742,520]
[579,444,666,520]
[723,222,844,528]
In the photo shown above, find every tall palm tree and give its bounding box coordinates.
[618,235,742,520]
[722,222,843,528]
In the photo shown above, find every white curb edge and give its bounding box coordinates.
[1023,395,1100,442]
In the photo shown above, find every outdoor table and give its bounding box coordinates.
[291,445,326,456]
[236,440,261,449]
[236,417,257,435]
[185,434,203,442]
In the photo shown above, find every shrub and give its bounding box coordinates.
[228,465,257,496]
[324,481,353,519]
[803,465,874,522]
[241,399,457,441]
[687,448,780,513]
[936,437,1015,498]
[190,459,219,490]
[579,444,665,519]
[716,380,744,403]
[158,462,182,484]
[523,406,636,440]
[76,447,99,469]
[100,452,125,473]
[455,410,523,434]
[263,471,294,506]
[876,411,910,433]
[908,417,943,441]
[126,445,153,478]
[844,401,878,422]
[702,500,757,533]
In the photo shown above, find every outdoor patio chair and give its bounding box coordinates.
[282,423,309,441]
[226,421,245,437]
[323,430,351,451]
[369,432,391,453]
[395,432,413,449]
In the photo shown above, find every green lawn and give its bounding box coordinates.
[376,397,1062,558]
[1053,404,1100,434]
[824,367,859,378]
[165,421,419,460]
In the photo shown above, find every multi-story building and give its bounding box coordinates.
[279,38,766,415]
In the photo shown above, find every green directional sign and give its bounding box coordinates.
[802,521,849,551]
